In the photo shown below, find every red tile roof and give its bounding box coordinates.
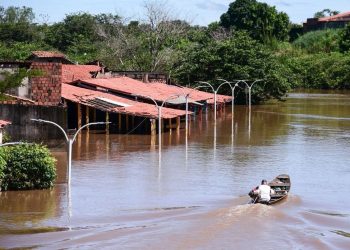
[62,65,101,83]
[319,11,350,22]
[31,51,67,58]
[74,77,231,104]
[0,120,11,128]
[62,84,189,119]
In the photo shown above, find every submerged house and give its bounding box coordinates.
[0,51,231,140]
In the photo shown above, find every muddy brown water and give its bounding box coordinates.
[1,91,350,249]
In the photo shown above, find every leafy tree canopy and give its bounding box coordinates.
[219,0,290,42]
[173,31,290,103]
[314,9,340,18]
[0,6,37,43]
[293,29,342,53]
[339,24,350,52]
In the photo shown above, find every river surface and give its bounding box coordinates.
[1,91,350,249]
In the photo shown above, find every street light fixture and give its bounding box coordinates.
[217,79,245,148]
[238,79,263,111]
[138,94,180,153]
[178,85,206,136]
[31,118,110,186]
[217,79,244,114]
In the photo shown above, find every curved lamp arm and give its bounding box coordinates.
[160,94,181,108]
[250,79,264,88]
[216,81,232,93]
[184,85,207,99]
[0,142,32,147]
[72,122,111,142]
[197,81,215,93]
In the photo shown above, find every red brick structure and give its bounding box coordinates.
[30,62,62,106]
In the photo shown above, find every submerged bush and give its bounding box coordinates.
[0,144,56,191]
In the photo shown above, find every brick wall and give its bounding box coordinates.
[30,62,62,106]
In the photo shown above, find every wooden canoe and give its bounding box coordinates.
[249,174,291,205]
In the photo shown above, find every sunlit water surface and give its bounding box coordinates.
[1,91,350,249]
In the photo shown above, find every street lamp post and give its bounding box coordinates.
[239,80,263,111]
[179,85,206,136]
[217,79,244,148]
[139,94,180,152]
[31,118,110,186]
[217,79,243,114]
[197,81,218,121]
[236,80,263,140]
[198,80,236,121]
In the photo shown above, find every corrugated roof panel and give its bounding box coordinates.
[95,97,131,107]
[61,84,189,119]
[75,77,231,104]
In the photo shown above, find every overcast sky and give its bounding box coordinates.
[2,0,350,25]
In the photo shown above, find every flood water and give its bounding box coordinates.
[1,91,350,249]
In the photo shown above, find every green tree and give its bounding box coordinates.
[0,6,38,43]
[44,12,98,51]
[0,144,56,191]
[314,9,340,18]
[0,41,52,61]
[293,29,342,53]
[339,24,350,52]
[0,67,42,99]
[173,31,290,103]
[289,23,303,42]
[219,0,290,42]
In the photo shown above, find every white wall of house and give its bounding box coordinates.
[0,67,30,98]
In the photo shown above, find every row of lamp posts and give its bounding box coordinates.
[0,79,262,186]
[0,79,262,218]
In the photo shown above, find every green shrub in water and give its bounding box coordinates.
[0,144,56,191]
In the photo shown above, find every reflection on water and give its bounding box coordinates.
[1,91,350,249]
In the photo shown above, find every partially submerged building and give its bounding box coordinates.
[0,51,231,139]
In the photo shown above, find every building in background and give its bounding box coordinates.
[0,51,231,141]
[303,11,350,32]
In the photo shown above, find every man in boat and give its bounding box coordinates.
[253,179,275,204]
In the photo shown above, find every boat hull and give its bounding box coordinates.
[249,174,291,205]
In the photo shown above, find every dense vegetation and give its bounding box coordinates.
[1,1,350,103]
[0,144,56,191]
